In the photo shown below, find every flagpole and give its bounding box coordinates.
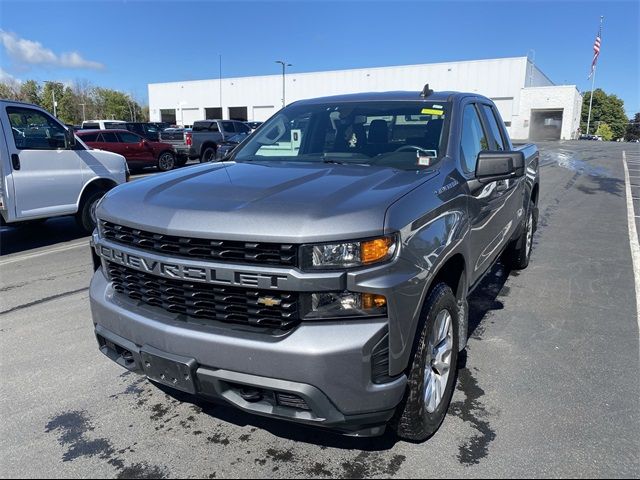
[586,64,597,135]
[586,15,604,135]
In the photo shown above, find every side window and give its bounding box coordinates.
[460,104,489,174]
[80,132,100,142]
[100,132,119,143]
[118,132,142,143]
[6,106,67,150]
[208,122,219,132]
[481,105,506,151]
[235,122,251,134]
[221,121,236,133]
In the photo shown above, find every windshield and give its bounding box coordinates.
[234,101,449,170]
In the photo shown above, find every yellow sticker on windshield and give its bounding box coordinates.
[421,108,444,115]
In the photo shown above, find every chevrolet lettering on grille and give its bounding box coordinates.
[97,245,288,289]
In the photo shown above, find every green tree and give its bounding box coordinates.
[581,88,628,139]
[94,88,135,121]
[0,81,20,101]
[57,86,80,124]
[41,81,65,118]
[626,113,640,142]
[595,122,613,141]
[18,80,41,105]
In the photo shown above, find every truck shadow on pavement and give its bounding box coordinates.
[158,261,512,453]
[0,217,89,255]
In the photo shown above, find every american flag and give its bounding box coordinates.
[588,26,602,79]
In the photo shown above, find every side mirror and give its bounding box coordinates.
[65,128,76,149]
[475,151,525,183]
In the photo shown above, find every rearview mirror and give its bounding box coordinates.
[65,128,76,149]
[475,151,525,183]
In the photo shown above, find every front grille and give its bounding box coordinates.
[101,221,297,267]
[106,262,300,330]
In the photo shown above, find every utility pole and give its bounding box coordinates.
[44,81,58,117]
[275,60,292,108]
[219,54,223,119]
[79,103,86,122]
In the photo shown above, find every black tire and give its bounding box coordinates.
[76,190,105,233]
[200,146,216,163]
[176,156,188,167]
[157,151,176,172]
[504,199,537,270]
[392,283,459,442]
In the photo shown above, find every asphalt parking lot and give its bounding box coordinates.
[1,141,639,478]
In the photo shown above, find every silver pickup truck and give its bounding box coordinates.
[90,88,539,440]
[158,128,191,166]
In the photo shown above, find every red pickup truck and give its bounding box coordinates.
[77,129,177,172]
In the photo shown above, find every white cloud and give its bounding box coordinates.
[0,30,104,70]
[0,68,22,84]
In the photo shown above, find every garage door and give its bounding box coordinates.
[529,109,563,141]
[180,108,201,127]
[252,106,276,122]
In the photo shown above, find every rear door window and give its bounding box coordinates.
[117,132,142,143]
[80,132,100,142]
[481,105,506,151]
[99,132,119,143]
[235,122,251,134]
[221,121,236,133]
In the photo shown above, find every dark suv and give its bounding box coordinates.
[122,122,170,141]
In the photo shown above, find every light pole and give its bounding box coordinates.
[44,81,58,117]
[275,60,292,108]
[79,103,86,122]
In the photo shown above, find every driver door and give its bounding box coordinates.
[4,105,82,219]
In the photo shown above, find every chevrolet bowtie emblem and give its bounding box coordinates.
[257,296,281,307]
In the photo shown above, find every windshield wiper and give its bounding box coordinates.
[322,159,345,165]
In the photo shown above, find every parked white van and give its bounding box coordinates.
[81,120,126,130]
[1,101,128,232]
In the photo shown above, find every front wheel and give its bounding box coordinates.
[392,283,459,442]
[76,190,105,233]
[157,151,176,172]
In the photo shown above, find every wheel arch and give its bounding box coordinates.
[426,253,468,352]
[77,177,118,212]
[200,142,218,157]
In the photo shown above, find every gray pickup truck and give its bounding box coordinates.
[90,87,539,440]
[189,119,252,162]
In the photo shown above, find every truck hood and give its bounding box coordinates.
[98,160,438,242]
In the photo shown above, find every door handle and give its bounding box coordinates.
[11,153,20,170]
[496,180,508,192]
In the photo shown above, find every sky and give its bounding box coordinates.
[0,0,638,116]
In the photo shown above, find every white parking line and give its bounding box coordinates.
[0,239,89,266]
[622,151,640,356]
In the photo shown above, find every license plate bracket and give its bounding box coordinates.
[140,346,197,394]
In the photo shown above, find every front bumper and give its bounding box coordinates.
[90,269,407,435]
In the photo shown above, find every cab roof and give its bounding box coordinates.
[293,90,486,105]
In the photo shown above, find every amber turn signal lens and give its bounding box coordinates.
[362,293,387,309]
[361,236,394,264]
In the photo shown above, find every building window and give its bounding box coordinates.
[504,121,512,127]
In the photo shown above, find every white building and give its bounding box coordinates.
[148,56,582,140]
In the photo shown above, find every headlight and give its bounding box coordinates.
[300,234,398,270]
[301,292,387,320]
